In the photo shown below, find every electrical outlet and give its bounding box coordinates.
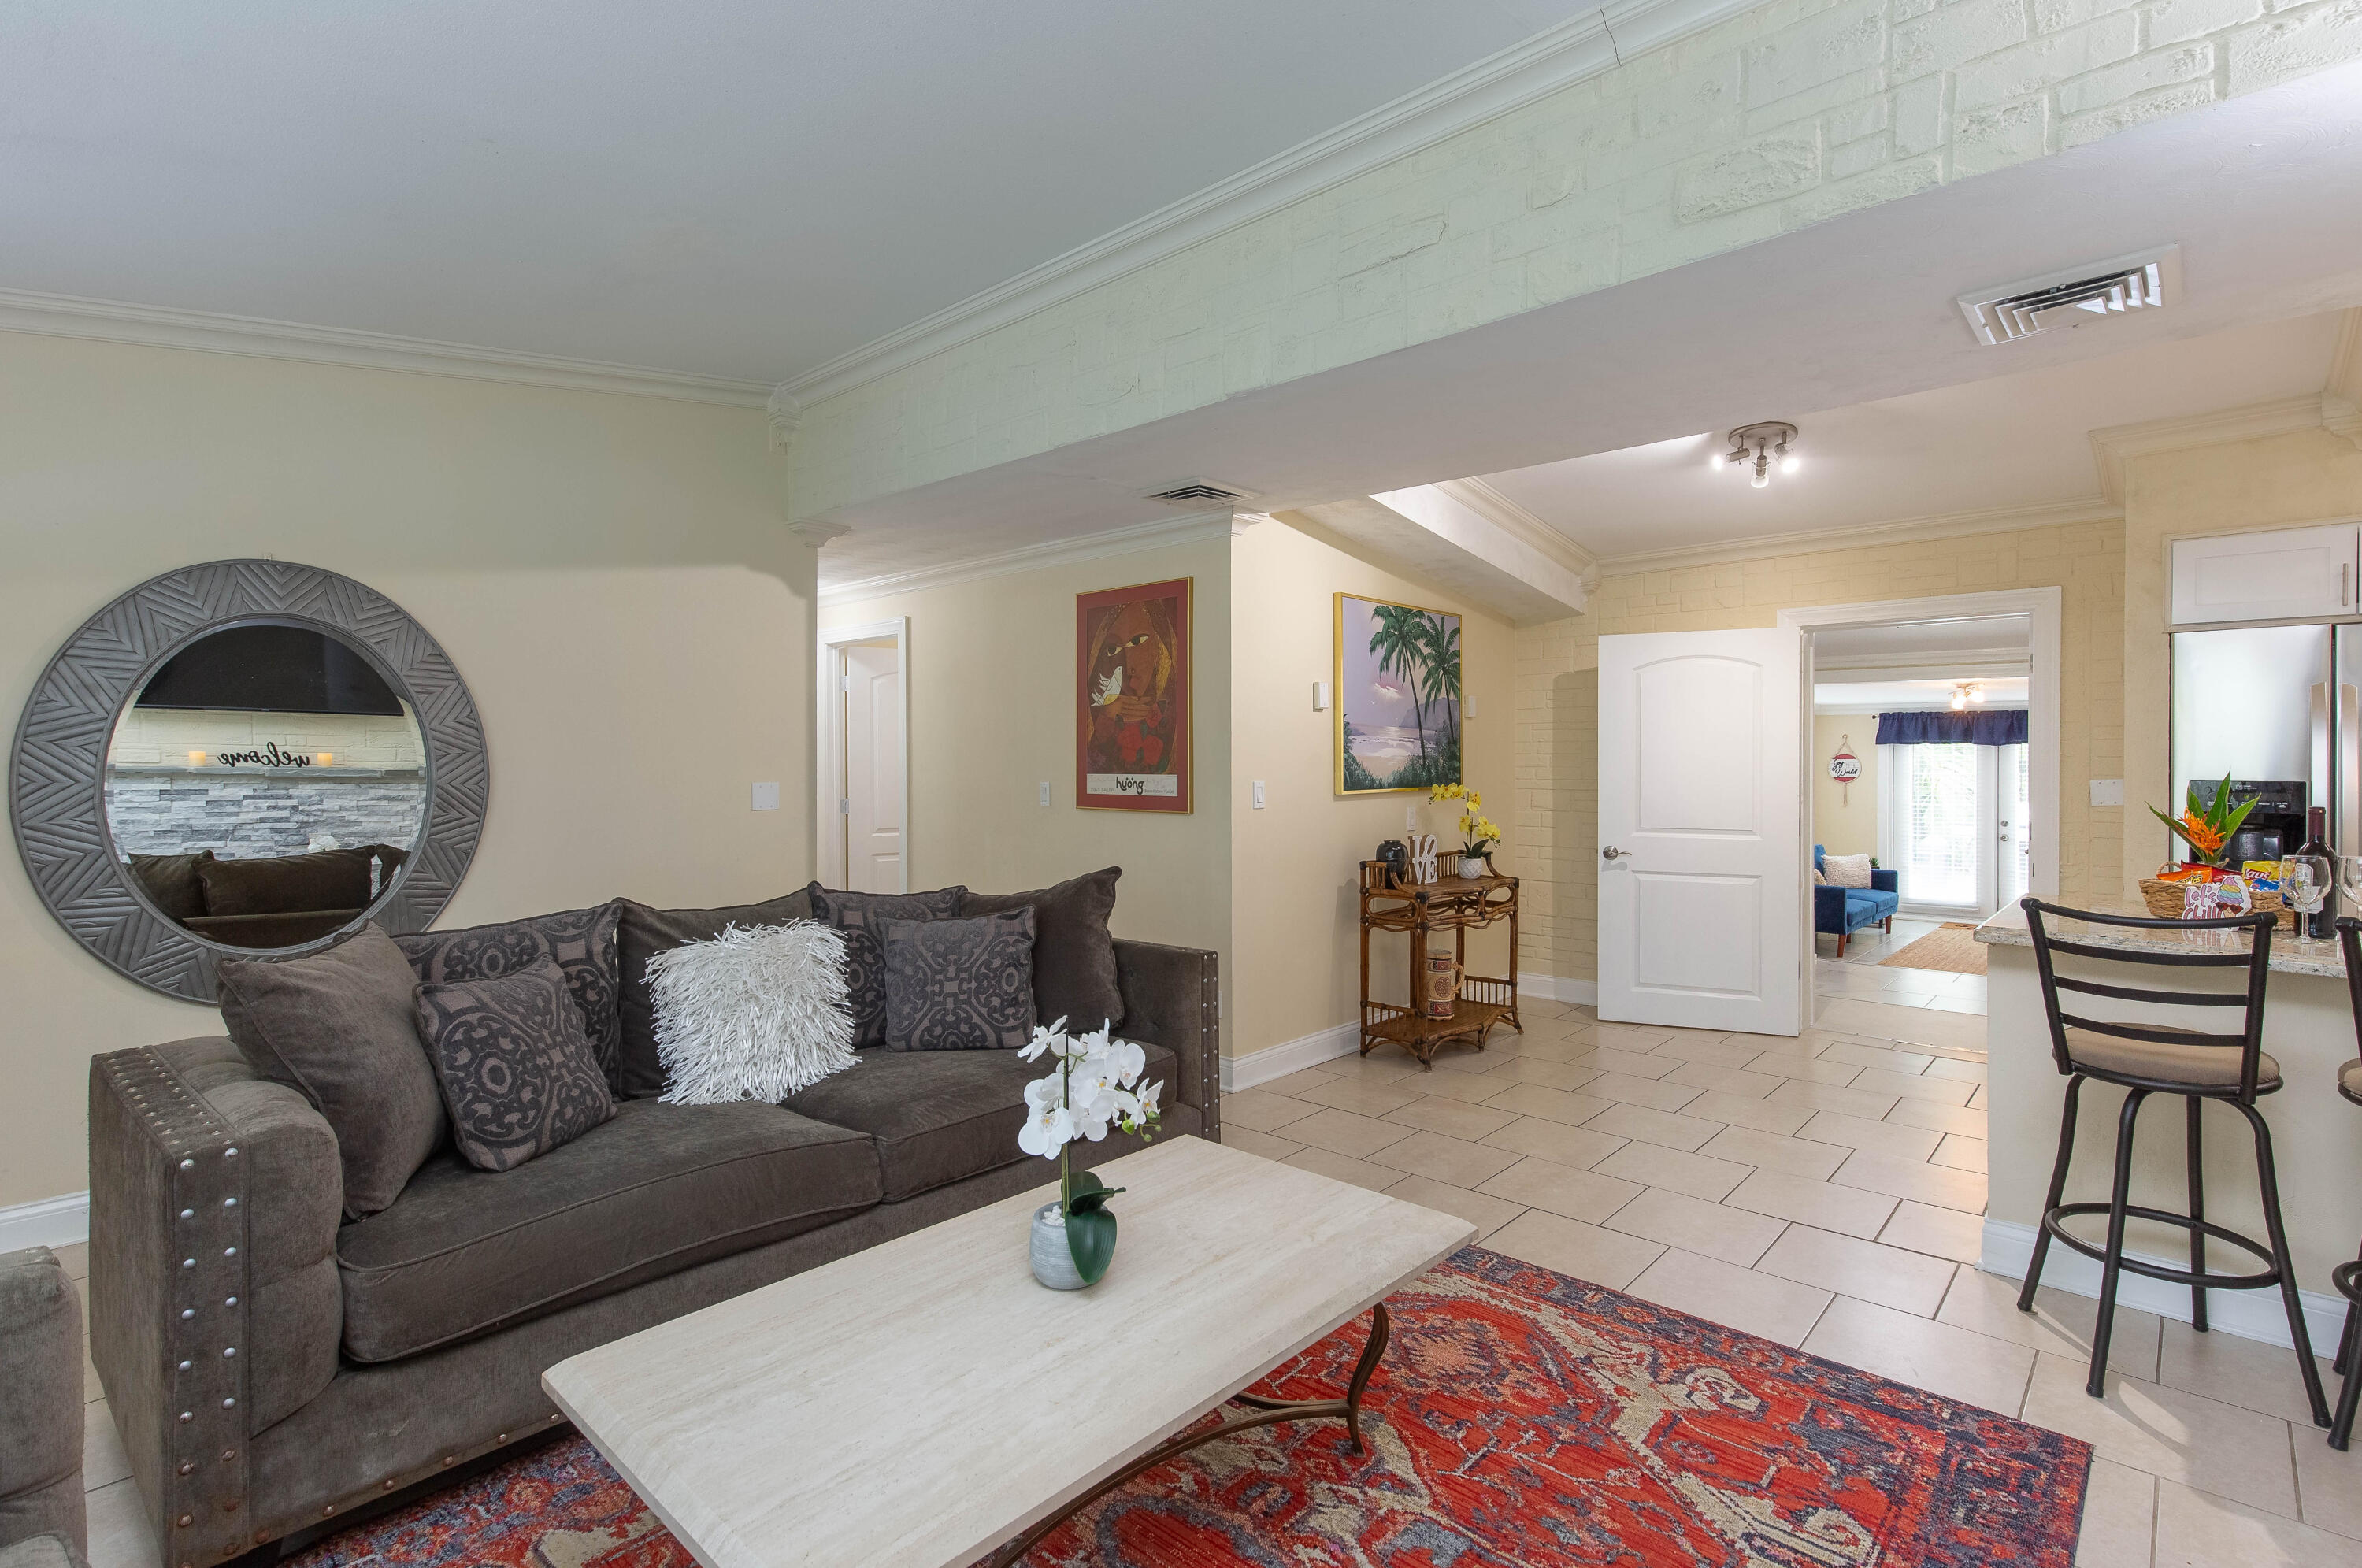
[1312,680,1329,711]
[1405,804,1418,831]
[750,782,781,811]
[1251,780,1266,809]
[1037,781,1051,807]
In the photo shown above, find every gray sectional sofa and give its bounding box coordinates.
[88,888,1219,1565]
[0,1246,86,1568]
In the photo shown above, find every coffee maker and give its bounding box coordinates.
[2209,780,2306,866]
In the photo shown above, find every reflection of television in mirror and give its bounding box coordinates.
[135,626,403,716]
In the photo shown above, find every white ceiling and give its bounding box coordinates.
[1815,677,2030,711]
[0,0,1592,384]
[1479,311,2342,562]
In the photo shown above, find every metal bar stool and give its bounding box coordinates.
[2019,898,2331,1425]
[2326,917,2362,1448]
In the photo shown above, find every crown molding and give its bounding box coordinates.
[2089,394,2339,502]
[817,510,1244,608]
[0,286,774,409]
[767,388,803,452]
[786,520,852,547]
[1594,498,2123,576]
[1815,648,2032,675]
[773,0,1762,410]
[1432,477,1600,588]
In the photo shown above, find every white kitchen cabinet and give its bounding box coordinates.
[2169,522,2361,627]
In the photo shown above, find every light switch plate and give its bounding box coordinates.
[1313,680,1329,711]
[751,782,781,811]
[1037,781,1051,807]
[1465,692,1478,719]
[1251,780,1266,809]
[2089,778,2124,807]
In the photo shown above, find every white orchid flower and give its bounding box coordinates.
[1018,1101,1075,1158]
[1103,1039,1147,1086]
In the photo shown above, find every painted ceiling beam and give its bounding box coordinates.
[1300,480,1594,625]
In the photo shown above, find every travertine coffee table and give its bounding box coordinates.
[543,1135,1474,1568]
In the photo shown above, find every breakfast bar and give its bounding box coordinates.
[1975,902,2362,1340]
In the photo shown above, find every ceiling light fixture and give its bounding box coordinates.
[1721,422,1799,488]
[1951,680,1986,710]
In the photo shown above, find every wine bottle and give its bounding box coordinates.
[2298,806,2335,939]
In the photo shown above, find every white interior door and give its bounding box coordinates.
[843,643,903,892]
[1598,628,1802,1034]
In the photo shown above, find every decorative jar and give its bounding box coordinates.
[1029,1203,1088,1290]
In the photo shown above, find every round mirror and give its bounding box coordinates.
[102,623,429,951]
[11,559,487,1000]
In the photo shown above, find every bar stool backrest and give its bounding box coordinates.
[2332,917,2362,1052]
[2019,896,2276,1103]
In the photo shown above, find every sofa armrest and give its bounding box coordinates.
[1871,868,1899,893]
[1111,940,1219,1139]
[0,1248,83,1557]
[1812,884,1846,929]
[89,1041,343,1566]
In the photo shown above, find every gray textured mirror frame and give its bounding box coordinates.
[9,559,488,1002]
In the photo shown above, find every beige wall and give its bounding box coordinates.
[1810,714,1880,860]
[1515,517,2126,986]
[1228,518,1515,1058]
[0,330,806,1208]
[2119,429,2362,892]
[820,535,1234,1039]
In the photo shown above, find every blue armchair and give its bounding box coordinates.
[1814,844,1899,955]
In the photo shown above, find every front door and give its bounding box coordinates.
[1597,629,1803,1034]
[843,643,903,892]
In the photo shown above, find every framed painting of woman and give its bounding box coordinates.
[1077,577,1192,814]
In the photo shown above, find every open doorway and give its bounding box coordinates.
[818,618,909,894]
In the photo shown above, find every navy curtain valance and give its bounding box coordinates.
[1876,708,2030,746]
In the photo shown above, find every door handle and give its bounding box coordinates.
[1600,846,1630,862]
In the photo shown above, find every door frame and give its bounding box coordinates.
[817,617,910,894]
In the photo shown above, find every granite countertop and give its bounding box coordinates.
[1971,898,2349,979]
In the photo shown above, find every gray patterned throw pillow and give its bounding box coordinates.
[397,903,625,1091]
[413,960,616,1172]
[812,885,966,1047]
[878,908,1037,1051]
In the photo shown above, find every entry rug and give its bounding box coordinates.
[289,1247,2089,1568]
[1878,921,1989,976]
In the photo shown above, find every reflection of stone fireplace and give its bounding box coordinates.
[106,705,427,858]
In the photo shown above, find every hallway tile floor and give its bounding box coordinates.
[1226,996,2360,1566]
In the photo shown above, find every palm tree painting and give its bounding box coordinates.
[1335,593,1463,793]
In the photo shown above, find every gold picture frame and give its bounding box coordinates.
[1334,591,1462,795]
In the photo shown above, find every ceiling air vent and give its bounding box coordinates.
[1142,478,1259,506]
[1956,245,2180,346]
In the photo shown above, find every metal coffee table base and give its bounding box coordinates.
[984,1303,1393,1567]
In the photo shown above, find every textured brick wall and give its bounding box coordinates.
[1509,516,2125,984]
[790,0,2362,517]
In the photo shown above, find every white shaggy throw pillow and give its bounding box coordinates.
[1823,853,1873,888]
[648,921,858,1104]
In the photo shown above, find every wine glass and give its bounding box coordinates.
[2341,855,2362,918]
[2286,854,2332,934]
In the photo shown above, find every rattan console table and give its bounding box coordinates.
[1358,861,1521,1069]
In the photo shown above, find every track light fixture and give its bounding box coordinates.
[1717,422,1800,487]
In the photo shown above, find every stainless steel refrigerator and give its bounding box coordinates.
[2169,624,2362,906]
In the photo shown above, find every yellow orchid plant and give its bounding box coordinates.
[1429,782,1502,857]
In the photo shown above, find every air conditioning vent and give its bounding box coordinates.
[1142,478,1258,506]
[1957,245,2179,345]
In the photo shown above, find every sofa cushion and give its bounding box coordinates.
[959,867,1124,1032]
[198,848,380,917]
[218,926,447,1220]
[414,962,615,1172]
[782,1040,1176,1202]
[396,904,624,1092]
[126,850,213,921]
[335,1099,880,1362]
[811,885,965,1047]
[881,909,1036,1051]
[616,888,818,1099]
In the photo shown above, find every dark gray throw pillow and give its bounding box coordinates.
[396,904,623,1092]
[880,909,1037,1051]
[127,849,213,921]
[812,885,966,1047]
[614,887,818,1099]
[413,961,615,1173]
[217,925,445,1219]
[960,866,1122,1032]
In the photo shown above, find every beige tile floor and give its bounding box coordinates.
[1227,995,2362,1566]
[1815,914,1990,1015]
[64,989,2360,1567]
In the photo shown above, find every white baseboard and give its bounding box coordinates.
[0,1192,89,1252]
[1518,972,1598,1007]
[1222,980,1586,1093]
[1981,1218,2348,1355]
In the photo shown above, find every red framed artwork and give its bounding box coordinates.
[1076,576,1192,814]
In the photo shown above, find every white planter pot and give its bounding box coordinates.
[1029,1202,1087,1290]
[1458,854,1489,880]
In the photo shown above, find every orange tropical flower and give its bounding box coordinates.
[2178,811,2227,857]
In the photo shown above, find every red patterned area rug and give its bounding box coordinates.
[289,1247,2090,1567]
